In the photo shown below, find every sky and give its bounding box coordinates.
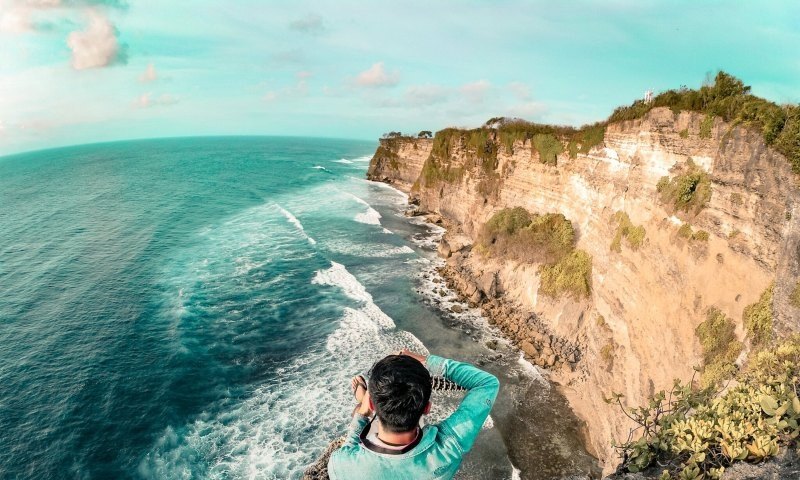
[0,0,798,156]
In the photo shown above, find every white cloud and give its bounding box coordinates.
[404,84,450,106]
[509,81,532,101]
[139,63,157,83]
[262,74,310,102]
[289,13,324,35]
[135,92,177,109]
[67,9,121,70]
[355,62,399,88]
[460,80,491,104]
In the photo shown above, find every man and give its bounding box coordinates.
[327,349,500,479]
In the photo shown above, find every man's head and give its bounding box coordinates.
[368,355,432,432]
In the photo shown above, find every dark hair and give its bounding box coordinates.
[368,355,432,432]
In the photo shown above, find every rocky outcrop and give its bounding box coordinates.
[367,108,800,475]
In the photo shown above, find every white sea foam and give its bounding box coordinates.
[332,159,354,164]
[349,155,373,163]
[382,228,393,234]
[311,165,329,171]
[276,205,317,245]
[142,260,438,479]
[344,192,383,226]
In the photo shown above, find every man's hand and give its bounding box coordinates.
[398,348,427,364]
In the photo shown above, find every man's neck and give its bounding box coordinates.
[376,421,418,446]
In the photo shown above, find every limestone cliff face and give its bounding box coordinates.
[367,107,800,473]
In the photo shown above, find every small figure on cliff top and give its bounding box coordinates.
[326,349,499,480]
[644,89,654,103]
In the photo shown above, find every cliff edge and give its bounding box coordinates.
[367,92,800,475]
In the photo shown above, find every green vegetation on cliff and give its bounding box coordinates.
[657,159,712,215]
[478,207,592,298]
[612,335,800,480]
[608,71,800,171]
[696,307,742,387]
[744,284,774,347]
[610,211,646,252]
[479,208,574,263]
[538,249,592,299]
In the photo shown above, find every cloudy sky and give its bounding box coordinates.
[0,0,798,155]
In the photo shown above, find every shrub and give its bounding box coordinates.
[743,284,773,347]
[607,71,799,172]
[699,115,714,139]
[679,128,689,138]
[693,230,709,241]
[657,160,712,214]
[538,249,592,299]
[613,334,800,479]
[532,133,563,166]
[696,307,742,387]
[479,208,575,264]
[678,223,694,239]
[610,211,646,252]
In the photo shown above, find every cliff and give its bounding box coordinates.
[367,107,800,474]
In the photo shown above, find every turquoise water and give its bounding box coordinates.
[0,137,596,479]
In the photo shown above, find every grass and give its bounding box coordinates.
[677,223,710,242]
[696,307,742,387]
[743,284,774,347]
[538,249,593,299]
[374,142,401,170]
[679,128,689,138]
[656,159,712,215]
[610,211,646,252]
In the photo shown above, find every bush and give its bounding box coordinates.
[657,160,712,215]
[699,115,714,139]
[743,284,773,347]
[610,211,646,252]
[538,249,592,299]
[607,71,799,172]
[696,307,742,387]
[532,133,563,166]
[480,208,575,264]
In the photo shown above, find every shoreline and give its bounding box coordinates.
[391,185,602,479]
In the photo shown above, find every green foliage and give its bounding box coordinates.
[679,129,689,138]
[614,335,800,479]
[790,281,800,309]
[374,143,401,170]
[538,249,592,299]
[743,284,774,347]
[532,133,563,166]
[678,223,694,239]
[574,123,606,154]
[693,230,709,242]
[610,211,646,252]
[657,160,712,215]
[699,115,714,139]
[696,307,742,387]
[479,208,575,264]
[417,130,432,138]
[607,71,799,172]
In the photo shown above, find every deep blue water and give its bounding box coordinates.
[0,137,595,480]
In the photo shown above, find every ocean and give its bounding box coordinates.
[0,137,597,479]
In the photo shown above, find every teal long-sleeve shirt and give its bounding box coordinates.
[327,355,500,480]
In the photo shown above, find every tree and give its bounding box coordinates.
[417,130,432,138]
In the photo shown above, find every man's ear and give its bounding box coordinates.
[423,401,431,415]
[369,396,374,411]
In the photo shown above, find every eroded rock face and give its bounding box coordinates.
[367,108,800,474]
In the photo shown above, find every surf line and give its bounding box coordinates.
[276,204,317,245]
